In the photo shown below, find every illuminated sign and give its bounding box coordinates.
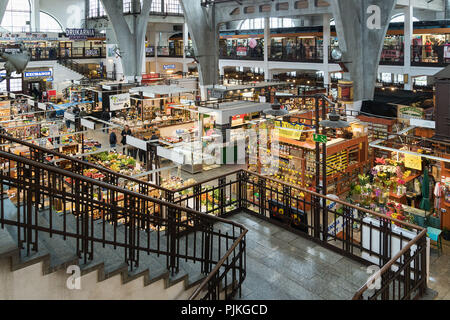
[24,71,52,78]
[163,64,175,70]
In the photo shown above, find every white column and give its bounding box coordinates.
[323,14,331,93]
[155,32,159,74]
[264,17,270,81]
[404,3,413,90]
[31,0,40,32]
[183,22,189,74]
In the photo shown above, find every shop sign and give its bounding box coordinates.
[404,153,422,171]
[163,64,175,70]
[81,118,95,130]
[398,105,424,121]
[110,93,131,111]
[157,146,185,164]
[236,47,247,56]
[274,120,306,131]
[64,112,75,122]
[142,73,160,80]
[313,134,328,144]
[410,118,435,129]
[126,136,147,151]
[65,28,95,40]
[85,49,99,56]
[24,71,52,78]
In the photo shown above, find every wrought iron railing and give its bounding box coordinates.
[0,148,247,300]
[0,133,428,300]
[174,169,428,300]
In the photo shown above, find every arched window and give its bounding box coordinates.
[1,0,32,33]
[40,11,63,33]
[390,14,419,23]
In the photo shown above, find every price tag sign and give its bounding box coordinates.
[313,134,327,144]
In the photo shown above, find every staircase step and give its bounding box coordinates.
[0,226,18,258]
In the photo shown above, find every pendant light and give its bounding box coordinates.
[319,111,350,129]
[263,98,288,117]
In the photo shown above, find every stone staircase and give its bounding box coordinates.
[0,196,229,300]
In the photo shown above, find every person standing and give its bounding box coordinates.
[121,125,132,154]
[425,40,432,59]
[109,129,117,149]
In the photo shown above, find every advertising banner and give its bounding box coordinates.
[110,93,131,111]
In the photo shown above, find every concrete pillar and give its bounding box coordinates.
[183,22,189,74]
[446,0,450,19]
[101,0,153,82]
[330,0,396,101]
[155,31,159,74]
[31,0,40,32]
[323,14,331,91]
[264,17,270,81]
[180,0,219,88]
[403,3,413,91]
[0,0,8,25]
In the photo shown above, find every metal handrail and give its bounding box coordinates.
[0,133,173,194]
[352,228,427,300]
[0,149,248,299]
[189,228,248,299]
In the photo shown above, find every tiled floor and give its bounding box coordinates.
[428,240,450,300]
[228,212,369,300]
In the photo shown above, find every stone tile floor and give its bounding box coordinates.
[228,212,450,300]
[228,213,369,300]
[428,240,450,300]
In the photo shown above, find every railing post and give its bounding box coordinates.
[166,191,178,274]
[258,177,266,217]
[283,185,291,223]
[404,248,412,300]
[237,171,243,210]
[420,235,427,296]
[219,177,226,217]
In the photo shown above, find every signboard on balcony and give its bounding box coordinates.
[24,70,52,78]
[65,28,95,40]
[236,47,247,56]
[85,49,99,56]
[109,93,131,111]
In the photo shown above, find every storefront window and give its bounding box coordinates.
[1,0,31,33]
